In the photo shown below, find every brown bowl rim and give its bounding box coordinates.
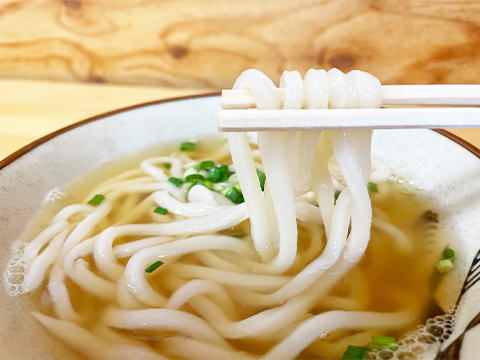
[0,93,478,170]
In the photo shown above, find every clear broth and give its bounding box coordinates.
[18,145,447,360]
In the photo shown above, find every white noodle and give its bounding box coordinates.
[3,68,417,360]
[264,310,416,360]
[103,308,231,349]
[31,312,166,360]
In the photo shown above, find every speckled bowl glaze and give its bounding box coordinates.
[1,95,480,359]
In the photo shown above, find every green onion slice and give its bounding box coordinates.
[154,206,168,215]
[367,341,383,351]
[224,187,244,204]
[163,163,172,170]
[168,177,183,186]
[334,190,341,200]
[372,336,396,346]
[437,259,454,273]
[180,182,194,193]
[388,343,399,351]
[198,170,209,179]
[88,194,105,206]
[228,173,239,183]
[219,186,232,196]
[341,345,367,360]
[442,248,455,260]
[208,165,231,182]
[198,160,215,170]
[145,260,164,273]
[200,180,214,190]
[368,182,379,193]
[219,165,231,181]
[208,167,222,182]
[185,174,205,182]
[180,142,196,152]
[256,169,266,191]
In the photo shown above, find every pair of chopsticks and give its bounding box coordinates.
[217,85,480,132]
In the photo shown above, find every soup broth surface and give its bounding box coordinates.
[11,140,448,360]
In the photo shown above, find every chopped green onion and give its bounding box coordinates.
[204,164,233,183]
[213,183,225,192]
[224,187,244,204]
[88,194,105,206]
[334,190,341,200]
[200,180,214,190]
[185,174,205,182]
[168,177,183,186]
[180,142,196,152]
[199,170,209,179]
[198,160,215,170]
[367,341,383,351]
[256,169,266,191]
[179,182,194,193]
[154,206,168,215]
[163,162,172,170]
[208,167,222,182]
[217,183,241,196]
[218,165,232,182]
[231,234,247,238]
[228,173,239,183]
[437,259,454,273]
[388,343,399,351]
[145,260,164,273]
[208,165,231,182]
[341,345,367,360]
[443,248,455,260]
[220,186,233,196]
[372,336,396,347]
[183,167,198,178]
[368,182,379,193]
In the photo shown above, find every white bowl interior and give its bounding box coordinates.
[2,95,480,358]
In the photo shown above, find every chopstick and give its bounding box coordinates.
[217,85,480,132]
[218,108,480,132]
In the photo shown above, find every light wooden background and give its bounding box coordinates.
[2,0,480,89]
[1,0,480,159]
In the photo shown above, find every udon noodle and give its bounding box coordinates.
[4,69,447,359]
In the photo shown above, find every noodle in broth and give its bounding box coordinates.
[4,69,449,360]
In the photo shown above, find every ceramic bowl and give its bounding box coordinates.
[1,95,480,359]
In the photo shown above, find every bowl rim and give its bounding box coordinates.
[0,92,218,170]
[1,93,479,170]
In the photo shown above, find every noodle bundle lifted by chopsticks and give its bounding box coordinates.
[6,69,435,360]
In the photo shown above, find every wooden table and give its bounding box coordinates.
[0,79,479,161]
[0,79,204,160]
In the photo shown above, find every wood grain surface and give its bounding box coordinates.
[1,0,480,89]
